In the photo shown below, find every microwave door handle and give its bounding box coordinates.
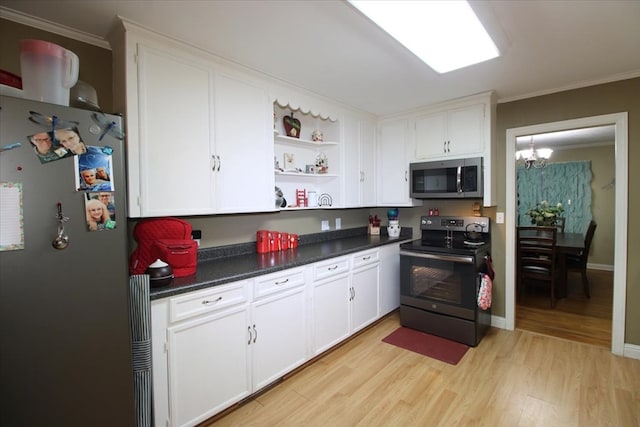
[456,166,462,193]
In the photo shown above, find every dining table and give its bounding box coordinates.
[517,228,585,299]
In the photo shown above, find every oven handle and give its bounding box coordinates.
[400,250,474,264]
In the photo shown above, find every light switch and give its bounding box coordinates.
[496,212,505,224]
[335,218,342,230]
[321,220,330,231]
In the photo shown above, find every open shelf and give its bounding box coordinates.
[275,134,339,146]
[275,170,338,178]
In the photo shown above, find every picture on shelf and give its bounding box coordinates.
[283,152,295,170]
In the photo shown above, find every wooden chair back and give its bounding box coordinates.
[517,226,558,308]
[567,220,597,298]
[555,217,565,233]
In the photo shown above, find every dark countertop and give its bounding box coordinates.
[149,227,413,300]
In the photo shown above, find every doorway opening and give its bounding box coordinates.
[505,113,628,355]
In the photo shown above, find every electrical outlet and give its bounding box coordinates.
[192,229,202,246]
[496,212,504,224]
[335,218,342,230]
[321,220,330,231]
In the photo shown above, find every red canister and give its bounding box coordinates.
[256,230,269,253]
[289,234,298,249]
[280,232,289,250]
[268,231,277,252]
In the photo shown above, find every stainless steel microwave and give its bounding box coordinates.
[409,157,483,199]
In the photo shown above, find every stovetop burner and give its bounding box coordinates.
[463,240,486,247]
[400,238,490,256]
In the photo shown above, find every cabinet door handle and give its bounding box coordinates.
[327,265,338,271]
[211,155,217,172]
[360,171,365,182]
[443,141,447,153]
[202,296,222,305]
[252,324,258,343]
[216,155,221,171]
[404,170,408,182]
[447,140,451,153]
[275,278,289,286]
[352,287,356,300]
[248,326,252,345]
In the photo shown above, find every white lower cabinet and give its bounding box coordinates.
[152,243,402,426]
[311,257,351,355]
[310,250,380,355]
[251,268,308,390]
[350,250,380,333]
[167,304,251,427]
[156,281,251,427]
[378,242,401,316]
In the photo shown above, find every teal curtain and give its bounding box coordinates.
[517,161,592,233]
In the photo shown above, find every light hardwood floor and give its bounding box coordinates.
[516,269,613,348]
[207,303,639,426]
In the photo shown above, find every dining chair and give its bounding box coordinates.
[566,220,597,298]
[517,226,558,308]
[555,217,565,233]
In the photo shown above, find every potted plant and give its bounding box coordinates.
[526,200,564,226]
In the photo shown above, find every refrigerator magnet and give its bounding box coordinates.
[84,194,116,232]
[27,131,72,164]
[74,146,114,192]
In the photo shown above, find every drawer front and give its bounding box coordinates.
[254,267,305,299]
[352,250,379,269]
[169,281,249,323]
[313,256,350,282]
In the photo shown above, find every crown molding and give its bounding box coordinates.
[0,6,111,50]
[497,70,640,104]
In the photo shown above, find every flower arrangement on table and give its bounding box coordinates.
[526,200,564,226]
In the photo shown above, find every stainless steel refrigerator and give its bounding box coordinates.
[0,95,135,426]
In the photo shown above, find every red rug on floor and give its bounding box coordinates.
[382,327,469,365]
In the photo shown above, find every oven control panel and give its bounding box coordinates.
[421,216,490,232]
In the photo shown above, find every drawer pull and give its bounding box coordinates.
[275,278,289,286]
[202,296,223,305]
[327,265,338,270]
[362,256,371,261]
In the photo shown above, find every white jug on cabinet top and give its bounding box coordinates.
[20,40,79,106]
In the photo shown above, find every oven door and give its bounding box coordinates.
[399,250,480,320]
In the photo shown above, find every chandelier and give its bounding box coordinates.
[516,136,553,169]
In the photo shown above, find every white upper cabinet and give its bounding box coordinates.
[111,21,274,217]
[377,119,423,207]
[214,73,274,213]
[415,103,485,159]
[379,91,496,206]
[134,44,215,217]
[343,114,376,207]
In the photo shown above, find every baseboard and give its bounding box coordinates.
[587,262,614,271]
[624,343,640,360]
[491,314,507,330]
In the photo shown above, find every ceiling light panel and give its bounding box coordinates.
[349,0,500,73]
